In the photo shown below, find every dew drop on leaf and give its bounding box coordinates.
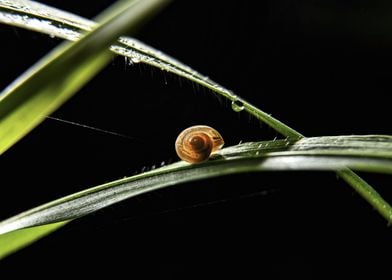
[231,100,245,112]
[130,57,141,64]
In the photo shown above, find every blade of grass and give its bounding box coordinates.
[0,221,67,260]
[0,0,171,155]
[2,135,392,259]
[1,135,392,237]
[0,1,315,139]
[0,0,306,139]
[337,170,392,222]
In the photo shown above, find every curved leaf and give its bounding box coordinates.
[0,222,66,260]
[1,135,391,237]
[0,0,300,138]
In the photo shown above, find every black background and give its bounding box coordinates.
[1,0,392,278]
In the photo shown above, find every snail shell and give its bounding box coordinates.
[175,125,224,163]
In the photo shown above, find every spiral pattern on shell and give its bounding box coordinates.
[175,125,224,163]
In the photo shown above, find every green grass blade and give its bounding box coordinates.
[0,0,171,155]
[1,135,392,237]
[0,0,302,139]
[337,170,392,222]
[1,135,392,258]
[0,221,67,260]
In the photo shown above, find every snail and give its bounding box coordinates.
[175,125,224,163]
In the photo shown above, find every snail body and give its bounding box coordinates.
[175,125,224,163]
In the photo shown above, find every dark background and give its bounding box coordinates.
[1,0,392,278]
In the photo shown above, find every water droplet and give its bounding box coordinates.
[130,57,140,64]
[231,100,245,112]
